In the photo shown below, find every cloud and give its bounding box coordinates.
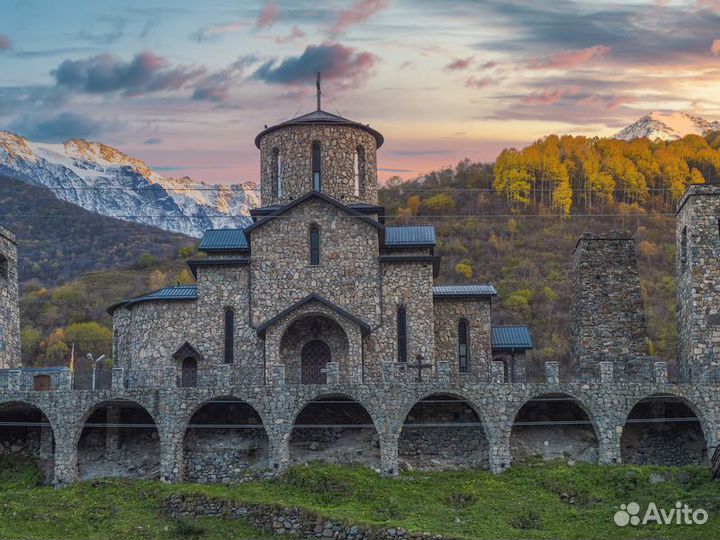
[0,35,11,51]
[523,89,571,105]
[331,0,388,35]
[9,112,119,142]
[275,26,305,44]
[257,2,280,29]
[52,52,205,96]
[253,43,377,88]
[445,57,473,71]
[712,39,720,55]
[78,19,126,45]
[528,45,611,69]
[190,22,247,42]
[466,76,495,88]
[192,55,259,102]
[144,137,162,145]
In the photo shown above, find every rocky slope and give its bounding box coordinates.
[615,111,720,141]
[0,131,258,237]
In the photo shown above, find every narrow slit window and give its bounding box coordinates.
[271,148,280,197]
[680,226,688,272]
[310,225,320,265]
[0,254,7,280]
[312,141,321,191]
[458,319,469,373]
[354,146,364,197]
[397,306,407,363]
[224,308,235,364]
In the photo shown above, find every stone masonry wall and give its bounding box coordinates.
[570,231,649,369]
[0,225,20,369]
[676,184,720,381]
[259,125,378,206]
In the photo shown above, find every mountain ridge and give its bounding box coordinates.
[0,131,258,238]
[614,111,720,141]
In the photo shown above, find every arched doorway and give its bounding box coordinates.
[290,395,379,469]
[511,393,598,464]
[621,395,707,465]
[399,395,488,471]
[77,400,160,480]
[301,340,331,384]
[183,398,269,483]
[181,357,197,387]
[0,402,54,482]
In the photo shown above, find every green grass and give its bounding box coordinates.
[1,459,719,539]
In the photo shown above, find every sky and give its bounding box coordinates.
[1,0,720,184]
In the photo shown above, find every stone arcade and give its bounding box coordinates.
[0,94,719,485]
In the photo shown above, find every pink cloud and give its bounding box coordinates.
[275,26,305,44]
[0,35,11,51]
[331,0,388,35]
[256,2,280,29]
[445,57,473,71]
[697,0,720,13]
[712,39,720,56]
[465,76,494,89]
[529,45,611,70]
[523,89,573,105]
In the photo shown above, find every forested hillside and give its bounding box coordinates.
[20,132,718,367]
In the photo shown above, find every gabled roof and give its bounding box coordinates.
[385,226,436,247]
[244,190,383,234]
[433,285,497,298]
[492,325,533,351]
[255,109,384,148]
[256,293,371,337]
[107,285,198,315]
[199,229,249,252]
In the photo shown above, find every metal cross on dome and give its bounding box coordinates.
[316,72,322,111]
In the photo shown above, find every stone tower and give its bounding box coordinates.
[254,78,383,207]
[676,184,720,382]
[570,231,649,374]
[0,224,20,368]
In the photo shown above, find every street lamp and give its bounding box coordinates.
[87,353,106,391]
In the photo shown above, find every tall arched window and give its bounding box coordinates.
[458,319,469,373]
[397,306,407,363]
[680,226,688,272]
[312,141,321,191]
[0,254,7,281]
[224,308,235,364]
[310,225,320,265]
[271,148,282,197]
[354,146,364,197]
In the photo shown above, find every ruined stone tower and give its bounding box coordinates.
[676,184,720,382]
[0,225,20,368]
[570,231,649,373]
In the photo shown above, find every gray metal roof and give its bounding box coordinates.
[492,326,533,351]
[199,229,249,251]
[385,226,436,247]
[108,285,198,314]
[433,285,497,298]
[255,109,384,148]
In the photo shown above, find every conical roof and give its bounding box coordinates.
[255,109,384,148]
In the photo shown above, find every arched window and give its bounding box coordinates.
[224,308,234,364]
[680,226,688,272]
[397,306,407,363]
[354,146,365,197]
[0,254,7,281]
[312,141,321,191]
[310,225,320,265]
[181,357,197,387]
[271,148,282,197]
[458,319,469,373]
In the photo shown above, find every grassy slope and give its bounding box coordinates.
[1,459,719,540]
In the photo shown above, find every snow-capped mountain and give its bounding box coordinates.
[0,131,258,238]
[615,111,720,141]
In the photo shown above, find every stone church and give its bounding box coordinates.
[0,88,719,486]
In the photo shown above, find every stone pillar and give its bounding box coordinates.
[159,431,184,483]
[599,361,613,383]
[654,361,668,384]
[381,361,394,383]
[267,426,291,476]
[597,422,622,465]
[105,405,120,456]
[435,361,449,384]
[53,428,78,486]
[487,426,512,474]
[111,367,124,391]
[545,361,559,384]
[163,366,177,388]
[491,361,505,383]
[379,430,400,477]
[324,362,339,384]
[7,370,21,392]
[269,363,286,387]
[57,369,72,391]
[38,424,53,460]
